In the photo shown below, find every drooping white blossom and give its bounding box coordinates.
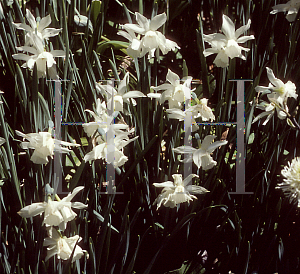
[187,98,215,122]
[13,9,62,47]
[166,108,199,132]
[84,128,138,167]
[253,67,297,125]
[82,99,121,137]
[271,0,300,22]
[12,35,65,79]
[98,72,146,112]
[148,69,195,108]
[15,130,80,164]
[255,67,297,105]
[44,227,88,262]
[173,135,227,170]
[118,12,180,58]
[18,186,87,230]
[74,14,93,32]
[117,25,147,58]
[203,15,255,67]
[252,93,288,125]
[153,174,209,209]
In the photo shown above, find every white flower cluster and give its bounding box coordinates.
[12,9,64,79]
[147,69,215,131]
[277,157,300,206]
[18,186,88,261]
[203,15,255,68]
[118,12,180,58]
[253,67,297,125]
[146,68,220,180]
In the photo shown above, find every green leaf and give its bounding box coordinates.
[248,133,255,144]
[93,210,119,233]
[97,40,129,56]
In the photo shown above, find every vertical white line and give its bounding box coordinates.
[106,79,116,194]
[184,82,192,191]
[236,80,245,193]
[54,80,64,195]
[229,79,253,194]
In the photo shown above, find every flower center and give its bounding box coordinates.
[274,86,285,95]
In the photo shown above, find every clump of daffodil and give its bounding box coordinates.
[12,9,65,78]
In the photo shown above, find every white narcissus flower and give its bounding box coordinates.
[166,108,199,132]
[173,135,227,170]
[271,0,300,22]
[252,93,288,125]
[82,99,124,137]
[13,9,62,46]
[203,40,229,68]
[98,72,146,112]
[18,186,87,230]
[16,130,80,164]
[119,12,180,58]
[117,25,147,58]
[12,39,65,79]
[148,69,195,108]
[44,227,88,262]
[255,67,297,105]
[203,15,255,67]
[153,174,209,209]
[187,98,215,122]
[277,157,300,206]
[84,128,138,167]
[253,67,297,125]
